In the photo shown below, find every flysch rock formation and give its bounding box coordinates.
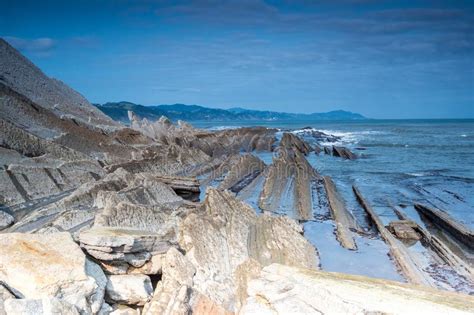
[0,37,472,315]
[259,132,318,220]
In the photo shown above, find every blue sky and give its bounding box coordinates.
[1,0,473,118]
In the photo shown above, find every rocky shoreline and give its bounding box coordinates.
[1,38,474,314]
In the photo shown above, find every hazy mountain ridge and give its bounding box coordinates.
[95,101,367,122]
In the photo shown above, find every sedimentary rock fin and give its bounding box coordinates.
[279,132,312,154]
[153,175,200,201]
[332,146,357,160]
[393,205,474,283]
[218,154,266,193]
[353,185,434,287]
[414,203,474,251]
[5,168,30,202]
[323,177,359,250]
[293,151,317,220]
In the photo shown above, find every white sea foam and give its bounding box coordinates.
[207,125,240,131]
[309,129,386,145]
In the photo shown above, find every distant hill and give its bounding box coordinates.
[94,101,366,123]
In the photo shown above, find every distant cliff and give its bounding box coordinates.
[94,101,367,123]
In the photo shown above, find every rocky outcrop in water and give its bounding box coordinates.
[259,133,318,220]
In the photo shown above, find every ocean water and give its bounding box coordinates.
[194,119,474,289]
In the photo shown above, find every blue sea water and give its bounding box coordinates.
[194,119,474,288]
[195,119,474,227]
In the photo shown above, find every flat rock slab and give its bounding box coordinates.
[241,264,474,315]
[79,227,173,255]
[415,203,474,250]
[0,232,106,314]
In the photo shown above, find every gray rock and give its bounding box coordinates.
[4,298,80,315]
[0,212,14,231]
[105,275,153,306]
[142,247,195,315]
[178,188,318,313]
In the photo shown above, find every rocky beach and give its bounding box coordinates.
[1,37,474,315]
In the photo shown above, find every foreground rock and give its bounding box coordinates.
[0,233,106,314]
[105,275,153,306]
[241,264,474,314]
[179,188,318,312]
[79,227,173,272]
[4,298,81,315]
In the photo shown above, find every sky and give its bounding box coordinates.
[1,0,473,119]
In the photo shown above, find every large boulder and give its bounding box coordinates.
[0,233,106,314]
[105,275,153,306]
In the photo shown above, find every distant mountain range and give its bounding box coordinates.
[94,101,366,123]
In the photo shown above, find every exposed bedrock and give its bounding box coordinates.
[415,203,474,251]
[259,144,318,220]
[393,206,474,284]
[128,112,276,157]
[178,188,319,313]
[0,232,107,314]
[240,264,474,315]
[353,186,435,287]
[149,175,200,201]
[0,39,118,130]
[279,132,312,154]
[323,176,362,250]
[0,159,104,208]
[218,154,266,193]
[5,167,190,235]
[332,145,357,160]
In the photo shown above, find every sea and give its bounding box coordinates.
[193,119,474,292]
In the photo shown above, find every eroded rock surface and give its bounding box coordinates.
[178,188,318,313]
[0,232,106,314]
[241,264,474,315]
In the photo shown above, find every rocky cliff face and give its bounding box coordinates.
[0,39,118,130]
